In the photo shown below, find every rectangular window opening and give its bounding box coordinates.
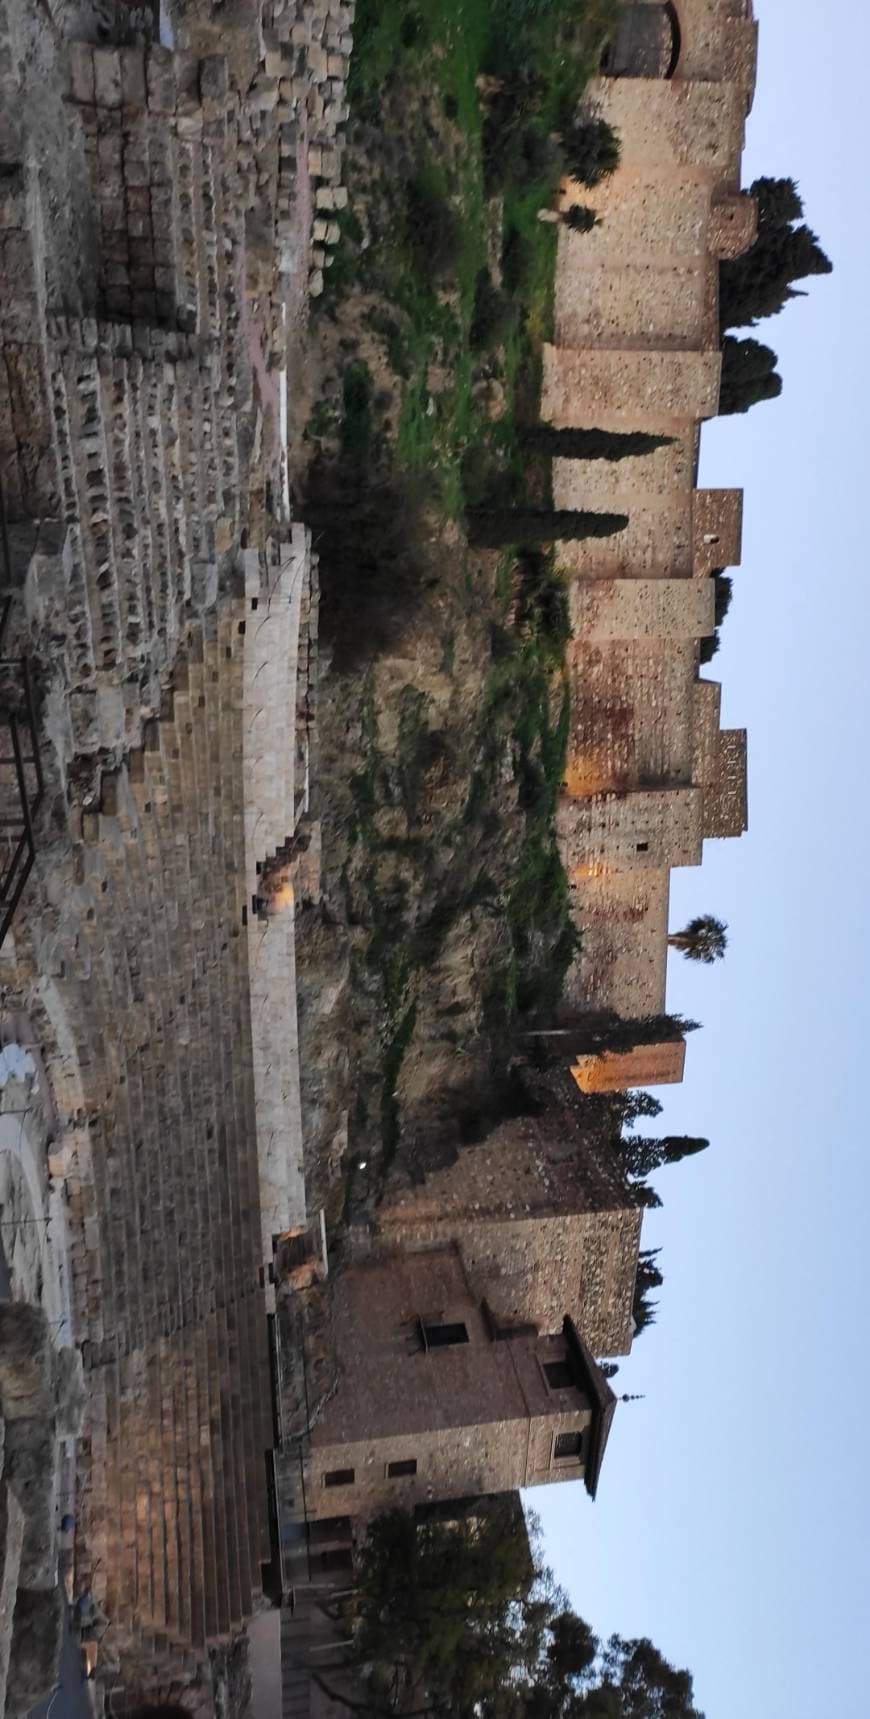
[636,841,649,853]
[323,1467,355,1488]
[553,1432,583,1462]
[421,1320,469,1350]
[544,1360,574,1391]
[387,1458,418,1479]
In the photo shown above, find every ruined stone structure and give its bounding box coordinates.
[545,0,757,1030]
[0,0,333,1706]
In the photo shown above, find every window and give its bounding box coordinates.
[544,1360,574,1391]
[387,1458,418,1478]
[636,841,649,853]
[323,1467,355,1488]
[554,1432,584,1462]
[421,1320,469,1350]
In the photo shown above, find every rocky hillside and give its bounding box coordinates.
[292,0,616,1222]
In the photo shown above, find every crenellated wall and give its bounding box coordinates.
[541,1,756,1021]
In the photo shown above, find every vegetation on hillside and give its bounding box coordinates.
[296,0,623,1205]
[312,1504,705,1718]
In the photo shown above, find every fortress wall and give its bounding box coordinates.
[560,866,671,1020]
[542,345,721,432]
[557,496,693,579]
[587,75,748,181]
[557,785,703,871]
[569,579,714,640]
[691,678,723,784]
[693,486,744,570]
[559,170,714,264]
[556,253,718,354]
[553,427,698,513]
[564,641,698,793]
[675,0,759,100]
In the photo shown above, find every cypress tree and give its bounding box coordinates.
[519,425,674,462]
[719,176,832,333]
[718,336,782,415]
[466,507,627,547]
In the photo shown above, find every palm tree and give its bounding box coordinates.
[667,914,728,964]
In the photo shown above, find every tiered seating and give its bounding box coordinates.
[58,612,273,1655]
[40,320,233,721]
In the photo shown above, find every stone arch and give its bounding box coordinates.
[602,2,682,80]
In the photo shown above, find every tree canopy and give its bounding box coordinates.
[618,1135,709,1182]
[667,916,727,965]
[632,1248,664,1337]
[719,175,832,332]
[344,1505,703,1718]
[718,336,782,415]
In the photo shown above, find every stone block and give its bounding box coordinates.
[199,55,228,118]
[120,46,147,108]
[0,1483,25,1717]
[308,44,328,80]
[4,1418,58,1590]
[68,42,95,106]
[5,1584,64,1716]
[147,45,177,114]
[93,47,122,109]
[0,1307,53,1423]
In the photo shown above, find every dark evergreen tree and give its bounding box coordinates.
[560,116,621,186]
[518,426,673,462]
[719,175,832,332]
[619,1135,710,1181]
[561,204,599,233]
[466,508,628,547]
[718,336,782,414]
[713,571,733,626]
[632,1249,663,1337]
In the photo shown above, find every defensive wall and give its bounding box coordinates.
[543,0,757,1027]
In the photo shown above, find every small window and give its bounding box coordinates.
[323,1467,355,1488]
[554,1432,584,1462]
[636,841,649,853]
[421,1320,469,1349]
[544,1360,574,1391]
[387,1458,418,1478]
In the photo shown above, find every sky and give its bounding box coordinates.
[532,4,870,1714]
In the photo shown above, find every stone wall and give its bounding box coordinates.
[302,1250,598,1519]
[0,3,331,1694]
[377,1109,641,1355]
[541,5,757,1022]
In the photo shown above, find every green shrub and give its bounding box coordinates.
[561,204,599,233]
[501,227,535,297]
[405,175,463,277]
[560,116,620,187]
[470,270,517,351]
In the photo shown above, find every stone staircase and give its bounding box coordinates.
[55,606,274,1654]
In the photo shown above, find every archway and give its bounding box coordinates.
[601,2,682,80]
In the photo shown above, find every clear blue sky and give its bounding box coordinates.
[532,4,870,1713]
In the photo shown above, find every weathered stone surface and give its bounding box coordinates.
[0,1307,52,1422]
[5,1585,64,1719]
